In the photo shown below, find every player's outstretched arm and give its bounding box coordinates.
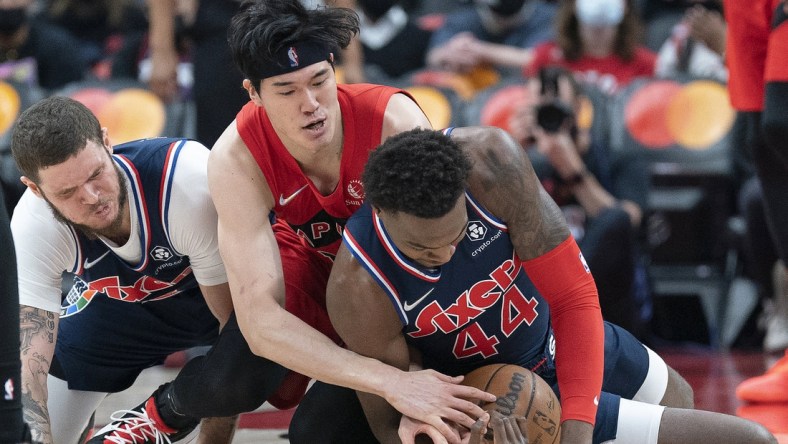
[208,124,493,443]
[18,306,58,444]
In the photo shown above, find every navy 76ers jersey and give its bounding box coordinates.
[60,138,198,316]
[51,138,220,392]
[343,192,552,376]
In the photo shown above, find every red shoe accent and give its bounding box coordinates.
[737,403,788,434]
[142,397,179,434]
[736,351,788,403]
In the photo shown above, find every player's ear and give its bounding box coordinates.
[243,79,263,105]
[102,128,113,153]
[20,176,42,197]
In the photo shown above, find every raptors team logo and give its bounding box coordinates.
[288,47,299,67]
[347,179,364,200]
[466,221,487,241]
[150,246,173,262]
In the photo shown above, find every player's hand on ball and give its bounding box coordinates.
[385,369,496,441]
[469,411,529,444]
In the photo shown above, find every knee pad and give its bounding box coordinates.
[602,398,666,444]
[631,346,668,404]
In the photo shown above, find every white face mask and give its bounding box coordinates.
[575,0,625,27]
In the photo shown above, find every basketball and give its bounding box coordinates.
[462,364,561,444]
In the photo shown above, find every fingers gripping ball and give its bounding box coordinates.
[462,364,561,444]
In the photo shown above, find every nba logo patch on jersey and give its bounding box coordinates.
[288,47,299,67]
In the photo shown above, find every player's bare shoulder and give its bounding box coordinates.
[208,120,275,211]
[209,120,247,170]
[381,92,432,140]
[450,126,537,195]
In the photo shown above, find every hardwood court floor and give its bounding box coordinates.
[94,348,788,443]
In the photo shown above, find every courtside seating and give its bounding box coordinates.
[609,75,753,347]
[0,79,46,213]
[404,84,460,129]
[56,78,179,144]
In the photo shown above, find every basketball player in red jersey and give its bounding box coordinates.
[725,0,788,406]
[206,0,494,443]
[92,1,494,443]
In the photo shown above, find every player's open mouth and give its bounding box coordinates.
[304,119,325,131]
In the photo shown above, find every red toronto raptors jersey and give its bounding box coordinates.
[236,83,407,257]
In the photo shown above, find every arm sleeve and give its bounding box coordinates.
[10,192,74,312]
[165,140,228,286]
[521,236,604,425]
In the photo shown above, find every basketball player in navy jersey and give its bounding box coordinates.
[323,127,777,443]
[10,96,245,444]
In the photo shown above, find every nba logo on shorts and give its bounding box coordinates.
[4,377,13,400]
[288,47,299,67]
[579,252,590,273]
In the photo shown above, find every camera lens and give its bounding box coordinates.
[536,101,573,133]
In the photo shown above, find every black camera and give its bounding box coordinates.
[534,67,575,133]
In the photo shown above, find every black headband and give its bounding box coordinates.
[257,40,335,79]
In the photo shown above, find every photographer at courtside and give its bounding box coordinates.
[509,67,650,338]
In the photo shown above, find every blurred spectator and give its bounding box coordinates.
[525,0,656,95]
[0,0,87,90]
[42,0,148,79]
[737,175,788,352]
[426,0,557,75]
[655,2,727,82]
[145,0,247,148]
[355,0,431,81]
[509,67,650,336]
[724,0,788,355]
[145,0,361,149]
[641,0,721,51]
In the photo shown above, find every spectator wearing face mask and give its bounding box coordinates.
[425,0,558,76]
[654,1,727,82]
[0,0,87,90]
[355,0,432,80]
[524,0,656,95]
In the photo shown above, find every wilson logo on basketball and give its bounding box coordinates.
[494,371,526,416]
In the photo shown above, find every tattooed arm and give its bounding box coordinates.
[19,306,58,444]
[454,126,570,258]
[457,127,603,443]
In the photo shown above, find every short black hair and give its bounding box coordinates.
[228,0,359,90]
[12,96,103,183]
[363,128,472,218]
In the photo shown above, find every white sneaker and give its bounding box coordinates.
[764,314,788,353]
